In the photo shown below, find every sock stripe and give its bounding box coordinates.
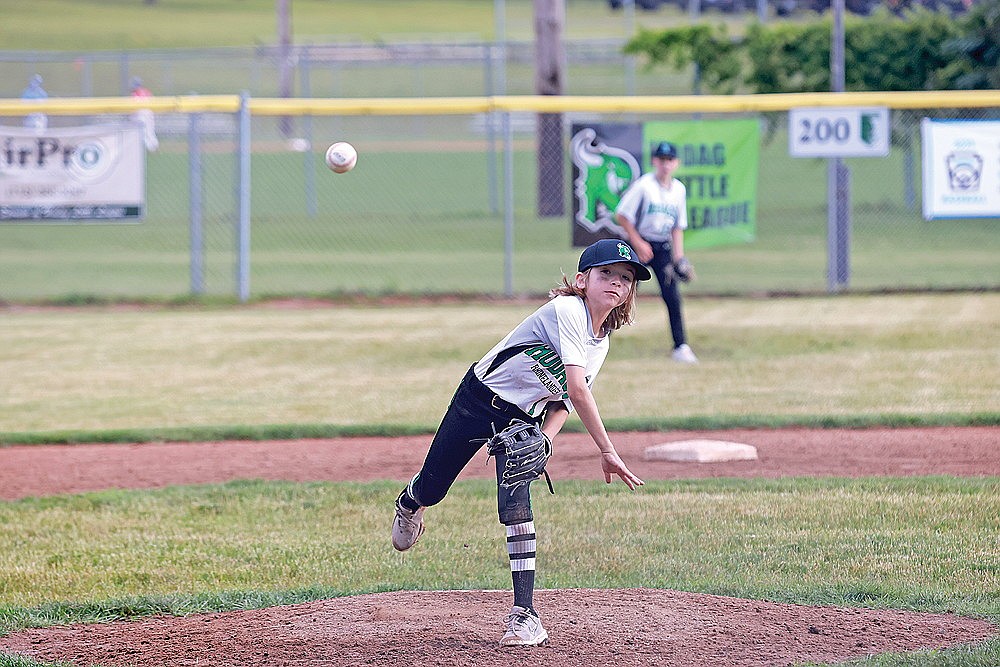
[506,533,534,543]
[505,521,535,537]
[507,519,536,571]
[507,539,536,555]
[510,557,536,571]
[404,473,421,508]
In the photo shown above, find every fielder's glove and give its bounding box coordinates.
[486,420,555,494]
[673,257,696,283]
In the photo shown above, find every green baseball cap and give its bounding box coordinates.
[578,239,651,281]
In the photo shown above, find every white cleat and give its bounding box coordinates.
[391,495,425,552]
[500,606,549,647]
[671,344,699,364]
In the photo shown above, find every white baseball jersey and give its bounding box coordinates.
[473,295,610,418]
[614,172,688,242]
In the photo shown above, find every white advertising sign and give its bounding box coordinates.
[0,123,145,222]
[921,119,1000,220]
[789,107,890,158]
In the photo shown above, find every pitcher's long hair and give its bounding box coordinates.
[548,268,638,333]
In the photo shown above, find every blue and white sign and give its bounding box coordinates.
[921,119,1000,220]
[789,107,890,158]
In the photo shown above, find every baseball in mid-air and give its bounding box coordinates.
[325,141,357,173]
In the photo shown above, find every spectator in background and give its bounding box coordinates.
[21,74,48,131]
[130,76,159,151]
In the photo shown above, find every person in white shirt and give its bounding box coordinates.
[129,77,159,152]
[391,239,649,647]
[21,74,48,131]
[614,141,698,364]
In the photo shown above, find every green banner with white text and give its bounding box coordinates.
[644,119,758,248]
[570,119,758,248]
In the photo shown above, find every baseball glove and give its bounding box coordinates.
[673,257,696,283]
[486,420,555,494]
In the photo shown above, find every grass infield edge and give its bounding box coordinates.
[1,412,998,447]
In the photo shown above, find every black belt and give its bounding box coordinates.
[462,365,531,420]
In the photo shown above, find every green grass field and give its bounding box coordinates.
[3,477,996,611]
[1,293,996,438]
[0,0,749,51]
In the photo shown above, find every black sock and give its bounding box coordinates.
[512,570,536,613]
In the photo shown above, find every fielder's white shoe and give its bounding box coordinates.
[671,344,699,364]
[391,494,425,552]
[500,606,549,647]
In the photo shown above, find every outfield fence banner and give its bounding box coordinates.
[0,123,145,222]
[570,122,642,245]
[570,119,759,248]
[921,118,1000,220]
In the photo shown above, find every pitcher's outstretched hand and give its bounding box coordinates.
[601,451,644,490]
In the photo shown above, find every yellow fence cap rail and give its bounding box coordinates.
[494,90,1000,113]
[249,97,491,116]
[0,96,240,116]
[1,91,998,117]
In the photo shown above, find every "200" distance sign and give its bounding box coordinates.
[789,107,890,158]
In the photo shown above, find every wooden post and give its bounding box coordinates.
[277,0,293,137]
[534,0,565,217]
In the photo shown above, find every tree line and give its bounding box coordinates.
[624,0,1000,92]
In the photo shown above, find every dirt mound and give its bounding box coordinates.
[2,589,994,667]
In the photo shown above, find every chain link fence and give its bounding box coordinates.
[1,91,997,301]
[0,40,690,100]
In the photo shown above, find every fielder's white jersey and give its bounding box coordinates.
[473,295,610,418]
[614,172,687,242]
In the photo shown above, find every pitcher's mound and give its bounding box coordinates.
[644,439,759,463]
[1,588,995,667]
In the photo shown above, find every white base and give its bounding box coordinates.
[643,439,759,463]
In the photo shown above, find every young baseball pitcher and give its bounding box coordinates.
[391,239,649,647]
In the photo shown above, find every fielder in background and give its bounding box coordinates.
[614,141,699,364]
[20,74,48,131]
[391,239,649,647]
[129,77,159,152]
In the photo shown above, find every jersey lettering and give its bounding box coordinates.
[523,344,568,395]
[645,201,680,220]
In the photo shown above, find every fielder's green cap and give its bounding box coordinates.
[578,239,651,281]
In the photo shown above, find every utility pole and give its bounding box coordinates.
[827,0,851,291]
[534,0,565,217]
[277,0,293,137]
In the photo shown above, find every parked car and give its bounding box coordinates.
[609,0,971,14]
[785,0,971,14]
[611,0,754,12]
[607,0,669,10]
[782,0,881,13]
[772,0,799,13]
[885,0,973,15]
[698,0,749,12]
